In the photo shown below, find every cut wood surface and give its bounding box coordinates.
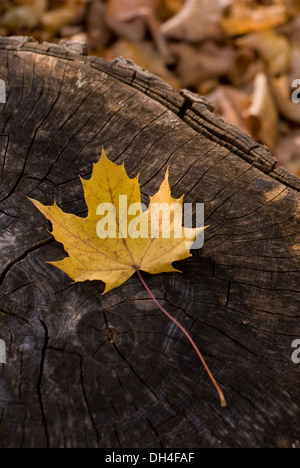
[0,36,299,448]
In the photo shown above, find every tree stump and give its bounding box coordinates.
[0,36,299,449]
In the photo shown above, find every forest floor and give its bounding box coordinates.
[1,0,300,176]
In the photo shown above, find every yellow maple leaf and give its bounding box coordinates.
[29,148,203,294]
[29,149,226,407]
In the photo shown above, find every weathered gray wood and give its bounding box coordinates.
[0,37,299,449]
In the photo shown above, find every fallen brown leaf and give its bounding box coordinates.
[160,0,228,42]
[41,4,85,33]
[207,86,251,134]
[222,2,287,36]
[106,0,172,62]
[0,0,47,29]
[170,41,237,89]
[155,0,185,21]
[236,30,291,76]
[229,57,266,88]
[272,75,300,124]
[275,131,300,176]
[244,72,278,151]
[104,40,180,89]
[86,0,111,51]
[290,45,300,79]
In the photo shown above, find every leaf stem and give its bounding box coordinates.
[136,269,227,408]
